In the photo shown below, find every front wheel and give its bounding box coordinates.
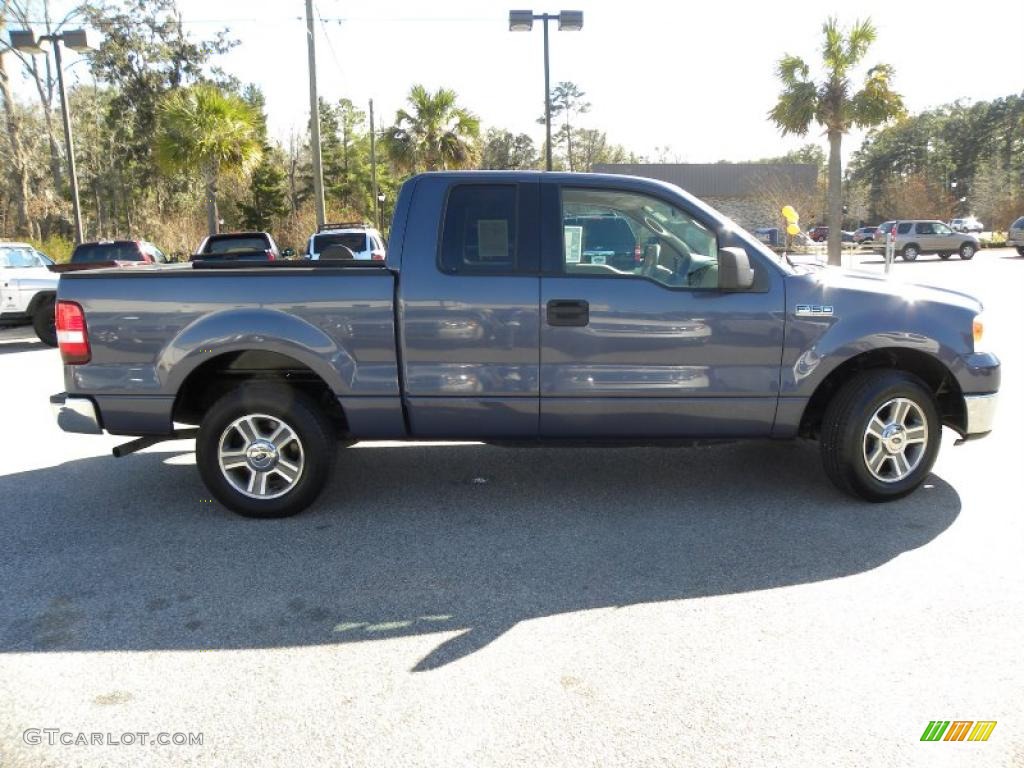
[820,370,940,502]
[196,385,336,518]
[1016,247,1024,257]
[959,243,976,260]
[33,296,57,346]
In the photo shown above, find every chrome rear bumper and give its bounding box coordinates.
[50,392,102,434]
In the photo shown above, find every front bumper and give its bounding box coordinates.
[962,393,998,438]
[50,392,103,434]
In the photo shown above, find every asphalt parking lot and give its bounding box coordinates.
[1,249,1021,767]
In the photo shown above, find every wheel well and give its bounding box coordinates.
[27,291,55,316]
[172,350,348,435]
[799,347,965,438]
[902,242,919,252]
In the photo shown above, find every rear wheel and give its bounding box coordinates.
[1017,247,1024,257]
[901,245,919,261]
[959,243,976,260]
[820,370,940,502]
[32,296,57,346]
[196,385,336,518]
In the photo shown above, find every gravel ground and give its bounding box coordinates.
[0,248,1021,767]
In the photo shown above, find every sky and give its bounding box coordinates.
[8,0,1024,164]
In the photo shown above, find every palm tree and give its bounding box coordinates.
[769,17,904,266]
[155,83,263,235]
[383,85,480,173]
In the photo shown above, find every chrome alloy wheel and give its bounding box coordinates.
[862,397,928,483]
[217,414,304,499]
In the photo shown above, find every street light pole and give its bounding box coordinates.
[305,0,326,228]
[9,28,94,244]
[508,10,583,172]
[542,16,551,171]
[51,41,83,244]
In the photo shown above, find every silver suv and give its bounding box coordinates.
[873,220,979,261]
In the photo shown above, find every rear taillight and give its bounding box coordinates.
[634,244,643,263]
[266,250,276,260]
[371,250,385,261]
[56,300,91,364]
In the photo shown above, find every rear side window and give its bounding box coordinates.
[914,222,935,235]
[897,223,912,234]
[1012,217,1024,229]
[440,185,518,274]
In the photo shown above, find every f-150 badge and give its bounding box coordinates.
[795,304,834,317]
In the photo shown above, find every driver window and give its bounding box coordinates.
[561,187,719,289]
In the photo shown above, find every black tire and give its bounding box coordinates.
[959,243,976,260]
[901,244,919,261]
[196,384,336,518]
[32,296,57,346]
[1017,247,1024,257]
[820,370,940,502]
[938,252,952,260]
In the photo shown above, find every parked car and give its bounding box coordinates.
[809,225,829,242]
[1007,216,1024,257]
[193,231,288,262]
[872,220,980,261]
[307,222,386,261]
[70,240,169,265]
[853,226,878,244]
[0,241,58,345]
[841,230,856,243]
[950,217,983,233]
[51,171,999,518]
[564,213,642,270]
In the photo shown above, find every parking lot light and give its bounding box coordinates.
[9,28,96,244]
[508,9,584,171]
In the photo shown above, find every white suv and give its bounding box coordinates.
[0,242,59,345]
[306,223,386,261]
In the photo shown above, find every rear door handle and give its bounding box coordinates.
[546,299,589,327]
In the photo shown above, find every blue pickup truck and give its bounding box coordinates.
[51,172,999,517]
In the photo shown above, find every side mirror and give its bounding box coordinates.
[282,247,295,258]
[718,247,754,291]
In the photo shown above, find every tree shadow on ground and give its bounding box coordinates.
[0,440,960,671]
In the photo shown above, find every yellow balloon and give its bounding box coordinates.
[786,223,800,235]
[781,205,799,222]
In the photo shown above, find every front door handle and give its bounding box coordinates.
[547,299,589,327]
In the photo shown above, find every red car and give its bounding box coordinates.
[809,226,829,242]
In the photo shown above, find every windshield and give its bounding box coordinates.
[205,236,269,254]
[313,233,367,253]
[0,246,47,268]
[72,243,142,262]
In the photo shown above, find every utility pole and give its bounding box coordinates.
[369,98,378,229]
[305,0,326,227]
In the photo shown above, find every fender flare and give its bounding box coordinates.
[159,308,357,395]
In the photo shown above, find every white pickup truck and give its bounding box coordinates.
[0,242,59,346]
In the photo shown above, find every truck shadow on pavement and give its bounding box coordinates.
[0,440,960,672]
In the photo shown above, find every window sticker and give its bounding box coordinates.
[477,219,509,261]
[564,225,583,264]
